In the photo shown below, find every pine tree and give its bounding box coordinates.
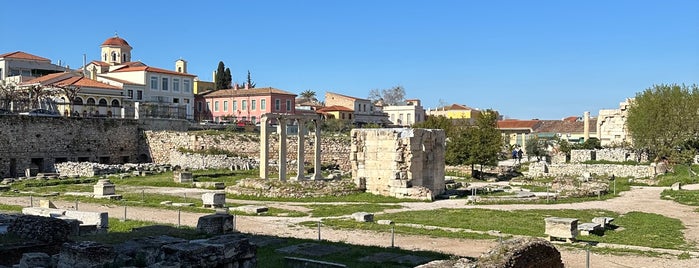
[246,70,256,88]
[215,61,226,90]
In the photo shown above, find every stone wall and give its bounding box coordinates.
[570,148,636,163]
[144,131,352,171]
[169,151,258,170]
[528,162,653,178]
[350,128,446,200]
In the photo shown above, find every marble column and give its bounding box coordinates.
[278,117,287,182]
[259,115,269,179]
[294,119,305,181]
[312,119,324,180]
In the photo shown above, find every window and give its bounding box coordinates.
[173,78,180,92]
[198,102,202,112]
[232,101,237,111]
[399,113,404,124]
[251,100,256,110]
[407,113,412,124]
[127,90,134,99]
[87,98,96,106]
[251,116,256,123]
[286,100,291,111]
[103,53,107,61]
[150,76,158,90]
[341,113,345,119]
[275,99,280,111]
[161,78,169,91]
[261,99,266,110]
[111,100,120,107]
[223,101,228,111]
[242,100,247,110]
[177,67,182,72]
[122,54,127,62]
[74,97,83,105]
[206,101,211,111]
[363,104,366,112]
[214,101,219,111]
[173,98,180,104]
[137,90,143,100]
[111,52,117,61]
[183,79,191,93]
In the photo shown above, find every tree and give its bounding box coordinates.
[53,84,81,116]
[367,86,406,105]
[627,84,699,161]
[525,135,553,162]
[465,110,503,178]
[300,90,317,100]
[246,70,256,88]
[214,61,232,90]
[0,80,20,110]
[413,115,455,136]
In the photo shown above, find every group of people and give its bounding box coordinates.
[512,148,523,163]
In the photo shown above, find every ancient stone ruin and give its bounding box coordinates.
[351,128,446,200]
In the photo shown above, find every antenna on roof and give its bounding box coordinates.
[114,31,118,37]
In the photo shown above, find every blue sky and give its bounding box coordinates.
[1,0,697,119]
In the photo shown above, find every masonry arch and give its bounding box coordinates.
[98,98,108,106]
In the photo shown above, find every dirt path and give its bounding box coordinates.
[1,184,698,267]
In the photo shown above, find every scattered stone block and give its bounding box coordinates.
[352,212,374,222]
[544,217,578,242]
[195,182,225,189]
[202,192,226,208]
[377,220,393,225]
[577,223,602,236]
[173,171,193,183]
[58,241,115,268]
[160,201,173,205]
[592,217,614,229]
[671,182,682,191]
[172,203,194,207]
[234,205,268,214]
[196,214,235,235]
[39,199,57,209]
[93,179,121,200]
[20,252,52,268]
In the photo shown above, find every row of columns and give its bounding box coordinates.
[259,114,323,181]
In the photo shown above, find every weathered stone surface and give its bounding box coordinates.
[377,220,394,225]
[578,223,602,236]
[234,205,268,214]
[39,199,57,208]
[671,182,682,191]
[197,213,235,234]
[22,207,109,231]
[58,241,115,268]
[8,215,70,243]
[173,170,193,183]
[93,179,116,196]
[226,178,360,199]
[194,181,225,189]
[477,237,563,268]
[351,128,446,200]
[528,162,652,179]
[544,217,578,242]
[113,235,187,266]
[352,212,374,222]
[19,252,52,268]
[592,217,614,229]
[202,192,226,208]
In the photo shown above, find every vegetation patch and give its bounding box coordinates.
[302,219,498,240]
[177,147,241,158]
[655,165,699,186]
[661,189,699,206]
[306,204,403,217]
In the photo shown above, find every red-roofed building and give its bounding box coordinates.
[21,72,124,117]
[0,51,69,82]
[83,35,195,119]
[317,105,354,121]
[195,85,297,123]
[324,92,388,125]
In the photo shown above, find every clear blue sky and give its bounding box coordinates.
[1,0,697,120]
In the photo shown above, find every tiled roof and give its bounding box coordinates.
[89,60,111,67]
[497,120,540,129]
[97,75,144,85]
[317,105,354,112]
[102,36,131,47]
[534,119,597,133]
[201,87,296,98]
[23,73,120,90]
[0,51,50,62]
[110,65,195,77]
[22,72,69,84]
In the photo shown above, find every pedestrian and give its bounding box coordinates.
[517,148,523,163]
[512,149,518,161]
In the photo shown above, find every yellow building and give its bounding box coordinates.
[193,79,214,94]
[317,105,354,120]
[426,104,482,123]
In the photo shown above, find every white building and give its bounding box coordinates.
[382,99,425,126]
[597,99,632,147]
[0,51,69,82]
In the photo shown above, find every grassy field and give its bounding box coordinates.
[661,189,699,206]
[655,165,699,186]
[303,219,499,240]
[315,208,693,251]
[306,204,403,217]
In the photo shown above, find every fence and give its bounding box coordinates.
[0,98,188,119]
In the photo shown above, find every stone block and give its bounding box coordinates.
[352,212,374,222]
[544,217,578,242]
[377,220,393,225]
[194,181,225,189]
[577,223,602,236]
[671,182,682,191]
[202,192,226,208]
[592,217,614,229]
[58,241,115,268]
[172,203,194,207]
[173,171,193,183]
[39,199,57,208]
[64,210,109,229]
[234,205,268,214]
[20,252,52,268]
[197,213,235,235]
[93,179,116,196]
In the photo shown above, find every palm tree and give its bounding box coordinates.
[300,90,317,101]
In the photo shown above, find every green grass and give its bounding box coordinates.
[306,219,499,240]
[656,165,699,186]
[73,218,209,244]
[661,189,699,206]
[228,192,423,203]
[0,203,23,213]
[306,204,403,217]
[356,208,693,250]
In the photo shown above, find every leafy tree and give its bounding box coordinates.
[525,135,554,161]
[627,84,699,161]
[300,90,317,100]
[215,61,232,90]
[465,110,503,178]
[246,70,256,88]
[52,84,81,116]
[321,118,353,133]
[367,86,406,105]
[413,115,455,136]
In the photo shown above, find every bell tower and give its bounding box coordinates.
[100,33,132,65]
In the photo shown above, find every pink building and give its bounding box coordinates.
[196,86,297,123]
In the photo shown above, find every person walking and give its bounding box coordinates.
[517,148,523,163]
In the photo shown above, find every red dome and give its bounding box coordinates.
[101,36,130,47]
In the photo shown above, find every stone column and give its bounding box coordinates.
[259,115,269,179]
[134,102,140,119]
[278,117,287,182]
[312,119,323,180]
[294,119,305,181]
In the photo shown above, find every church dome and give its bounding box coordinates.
[101,36,130,47]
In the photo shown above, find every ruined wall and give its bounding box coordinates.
[350,128,445,200]
[144,131,351,170]
[0,116,190,178]
[570,148,636,163]
[528,162,653,178]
